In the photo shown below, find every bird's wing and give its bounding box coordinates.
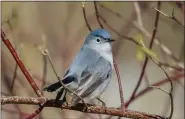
[62,47,102,84]
[75,56,112,98]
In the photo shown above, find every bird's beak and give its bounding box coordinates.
[107,39,115,42]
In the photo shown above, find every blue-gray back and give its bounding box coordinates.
[69,46,102,77]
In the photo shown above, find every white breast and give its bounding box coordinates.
[100,51,113,68]
[92,43,114,68]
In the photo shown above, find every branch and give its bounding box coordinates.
[1,29,43,97]
[94,1,104,28]
[99,15,141,46]
[99,3,183,66]
[113,58,125,109]
[1,96,167,119]
[42,49,87,106]
[150,58,174,119]
[93,2,125,109]
[127,1,161,107]
[154,7,184,28]
[81,2,92,31]
[124,72,184,106]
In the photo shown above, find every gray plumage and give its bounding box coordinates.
[43,28,114,105]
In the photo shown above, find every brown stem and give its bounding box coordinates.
[1,96,167,119]
[127,2,161,108]
[81,2,92,31]
[93,3,125,109]
[94,1,104,28]
[124,72,184,107]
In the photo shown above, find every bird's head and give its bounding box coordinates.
[84,28,114,53]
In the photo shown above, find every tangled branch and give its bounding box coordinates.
[1,2,184,119]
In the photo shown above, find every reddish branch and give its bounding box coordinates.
[94,1,125,109]
[25,105,45,119]
[127,2,161,108]
[113,58,125,108]
[1,96,167,119]
[124,72,184,107]
[99,3,183,66]
[1,29,43,97]
[1,29,44,119]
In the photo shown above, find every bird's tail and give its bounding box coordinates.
[42,81,62,92]
[43,81,66,101]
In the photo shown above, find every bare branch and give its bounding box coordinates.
[99,15,140,46]
[99,3,183,66]
[113,58,125,109]
[81,2,92,31]
[99,4,122,18]
[42,49,87,107]
[1,96,167,119]
[94,1,104,28]
[124,72,184,107]
[93,3,125,109]
[127,1,161,108]
[151,58,174,119]
[154,7,184,28]
[134,2,143,27]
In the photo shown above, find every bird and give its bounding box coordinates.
[43,28,115,106]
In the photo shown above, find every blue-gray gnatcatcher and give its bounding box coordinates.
[43,28,114,105]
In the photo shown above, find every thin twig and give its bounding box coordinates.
[94,1,104,28]
[149,86,169,94]
[151,58,174,119]
[154,7,184,28]
[99,4,122,18]
[113,58,125,109]
[158,62,184,71]
[1,29,43,97]
[81,2,92,31]
[93,2,125,109]
[140,62,150,87]
[100,3,183,66]
[38,54,47,119]
[127,1,161,108]
[42,49,87,107]
[134,2,150,87]
[99,15,141,46]
[124,72,184,107]
[1,96,168,119]
[41,55,47,89]
[134,2,143,27]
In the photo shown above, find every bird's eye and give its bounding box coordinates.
[96,38,101,43]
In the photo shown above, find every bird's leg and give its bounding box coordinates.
[97,97,106,107]
[55,88,64,101]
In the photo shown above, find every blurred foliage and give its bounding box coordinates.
[136,33,158,61]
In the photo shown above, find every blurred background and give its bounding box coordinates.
[1,1,184,119]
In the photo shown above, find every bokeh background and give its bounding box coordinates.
[1,1,184,119]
